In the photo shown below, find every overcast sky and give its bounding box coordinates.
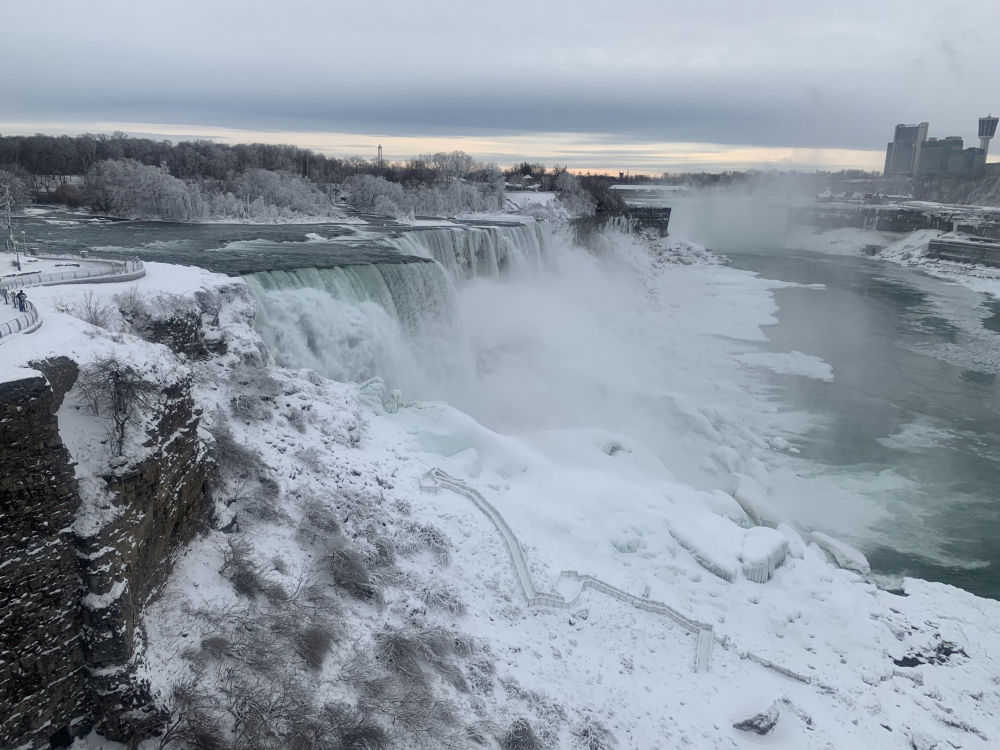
[3,0,998,172]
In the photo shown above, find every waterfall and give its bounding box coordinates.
[387,221,550,281]
[244,220,555,396]
[245,260,471,394]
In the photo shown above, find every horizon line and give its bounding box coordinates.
[0,119,900,175]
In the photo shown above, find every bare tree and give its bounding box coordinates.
[76,354,158,456]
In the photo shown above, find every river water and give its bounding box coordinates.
[724,247,1000,598]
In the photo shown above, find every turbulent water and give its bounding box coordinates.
[23,205,1000,598]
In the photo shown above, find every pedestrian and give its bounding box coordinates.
[1,287,7,304]
[16,290,27,313]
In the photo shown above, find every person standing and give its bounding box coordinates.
[16,290,27,312]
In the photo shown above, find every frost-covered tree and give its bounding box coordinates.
[85,159,206,221]
[231,169,333,214]
[552,167,596,217]
[0,171,29,210]
[344,174,407,215]
[77,355,158,457]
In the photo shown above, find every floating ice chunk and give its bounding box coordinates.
[740,527,789,584]
[811,531,871,575]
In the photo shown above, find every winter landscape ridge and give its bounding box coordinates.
[1,198,999,750]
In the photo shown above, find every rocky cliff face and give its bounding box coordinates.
[0,369,92,749]
[0,338,213,748]
[76,366,210,742]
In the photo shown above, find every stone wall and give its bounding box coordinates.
[0,372,92,750]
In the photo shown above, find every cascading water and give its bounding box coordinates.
[245,260,471,395]
[387,222,550,280]
[246,220,556,397]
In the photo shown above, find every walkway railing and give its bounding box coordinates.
[421,468,718,672]
[421,467,823,684]
[0,300,40,341]
[0,252,145,343]
[0,258,144,291]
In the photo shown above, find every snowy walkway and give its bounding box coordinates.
[0,255,145,291]
[0,299,41,343]
[0,253,145,343]
[422,467,820,684]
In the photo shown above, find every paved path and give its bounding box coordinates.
[0,254,145,344]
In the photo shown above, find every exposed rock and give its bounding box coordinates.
[0,374,92,749]
[733,703,780,735]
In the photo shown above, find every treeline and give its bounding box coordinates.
[0,132,372,183]
[0,132,614,221]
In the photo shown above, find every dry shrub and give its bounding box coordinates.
[199,636,230,660]
[325,536,380,601]
[465,654,496,696]
[500,718,543,750]
[73,290,116,329]
[399,522,452,565]
[321,703,390,750]
[373,626,470,692]
[466,720,501,746]
[157,681,227,750]
[571,717,618,750]
[294,623,336,670]
[230,392,272,422]
[208,419,262,476]
[358,676,457,745]
[299,496,341,537]
[222,539,287,603]
[419,580,466,616]
[286,406,309,433]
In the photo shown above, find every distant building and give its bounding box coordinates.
[884,122,928,176]
[883,116,992,177]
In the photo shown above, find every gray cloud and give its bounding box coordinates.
[4,0,999,163]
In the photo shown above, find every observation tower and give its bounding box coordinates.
[979,115,998,160]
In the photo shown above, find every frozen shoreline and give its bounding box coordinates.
[786,224,1000,299]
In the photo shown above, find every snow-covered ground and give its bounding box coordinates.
[3,224,998,749]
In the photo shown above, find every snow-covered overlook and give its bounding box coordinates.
[1,211,999,750]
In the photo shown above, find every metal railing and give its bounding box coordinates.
[420,466,825,684]
[0,258,143,291]
[0,300,40,340]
